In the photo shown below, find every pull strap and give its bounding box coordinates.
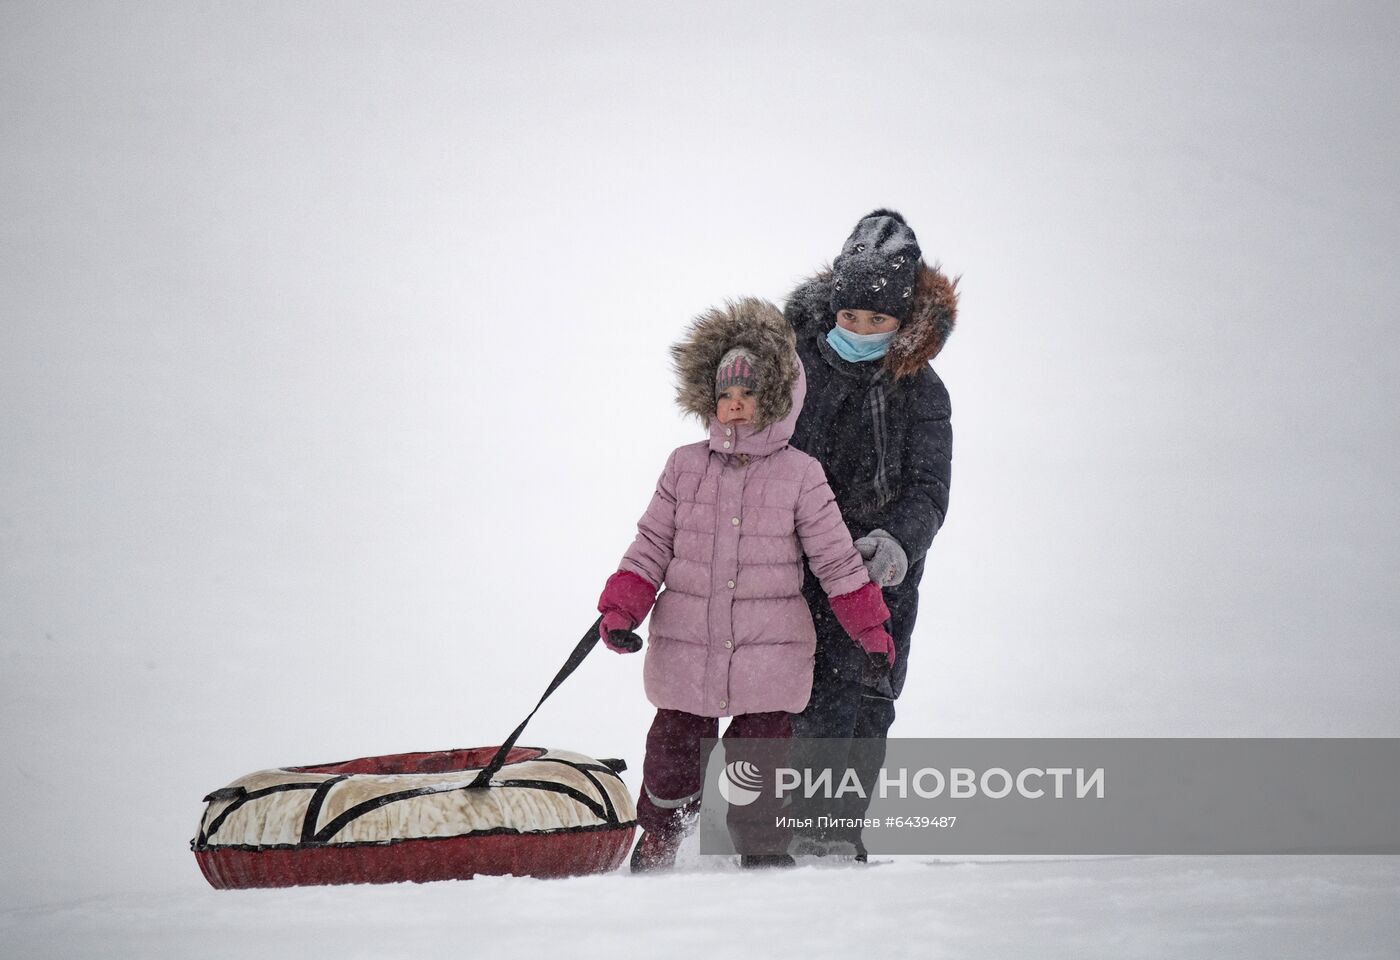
[467,616,605,789]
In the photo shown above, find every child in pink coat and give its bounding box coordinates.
[595,297,894,871]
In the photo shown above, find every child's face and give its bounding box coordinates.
[716,385,756,426]
[835,309,900,335]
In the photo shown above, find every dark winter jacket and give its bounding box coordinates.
[784,264,957,698]
[784,265,956,566]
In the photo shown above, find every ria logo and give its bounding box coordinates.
[717,760,764,806]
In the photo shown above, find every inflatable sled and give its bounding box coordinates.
[193,745,636,888]
[192,617,638,888]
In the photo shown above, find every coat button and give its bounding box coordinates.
[724,639,732,648]
[727,580,735,589]
[723,441,730,449]
[731,517,739,526]
[725,428,732,437]
[719,699,727,709]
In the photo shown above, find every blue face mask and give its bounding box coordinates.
[826,324,896,362]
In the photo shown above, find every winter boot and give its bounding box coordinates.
[740,853,796,869]
[629,829,683,873]
[790,835,860,859]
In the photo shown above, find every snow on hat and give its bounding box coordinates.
[714,347,758,397]
[830,208,922,322]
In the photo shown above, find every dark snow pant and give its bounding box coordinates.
[790,561,922,845]
[637,708,792,854]
[788,646,897,846]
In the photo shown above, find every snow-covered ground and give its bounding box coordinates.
[6,857,1398,960]
[3,3,1398,956]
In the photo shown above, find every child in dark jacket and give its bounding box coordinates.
[783,209,958,856]
[594,297,894,871]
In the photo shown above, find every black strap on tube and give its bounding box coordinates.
[466,615,611,789]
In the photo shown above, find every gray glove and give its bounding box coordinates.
[853,529,908,587]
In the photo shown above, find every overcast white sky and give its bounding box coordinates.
[2,1,1398,909]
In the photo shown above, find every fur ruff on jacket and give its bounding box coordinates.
[671,297,800,429]
[785,262,958,380]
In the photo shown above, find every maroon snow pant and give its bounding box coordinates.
[637,708,792,855]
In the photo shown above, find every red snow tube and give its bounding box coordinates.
[192,745,636,888]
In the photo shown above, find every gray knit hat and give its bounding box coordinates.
[714,347,758,396]
[830,208,922,321]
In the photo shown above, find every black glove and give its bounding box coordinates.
[604,629,644,654]
[862,651,895,699]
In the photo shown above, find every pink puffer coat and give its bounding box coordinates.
[616,305,872,718]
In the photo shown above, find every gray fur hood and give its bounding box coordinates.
[670,297,801,432]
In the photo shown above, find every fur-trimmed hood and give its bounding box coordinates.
[671,298,803,453]
[785,260,959,380]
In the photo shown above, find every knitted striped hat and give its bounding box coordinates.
[714,347,758,396]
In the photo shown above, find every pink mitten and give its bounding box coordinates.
[597,570,658,655]
[828,581,896,667]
